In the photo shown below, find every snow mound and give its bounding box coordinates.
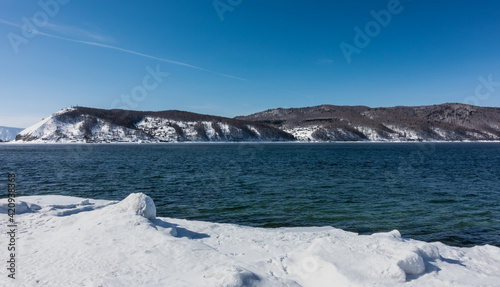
[1,195,115,217]
[107,193,156,220]
[0,201,36,214]
[396,251,425,275]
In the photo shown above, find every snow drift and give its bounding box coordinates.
[1,193,500,286]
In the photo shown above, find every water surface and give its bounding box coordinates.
[1,142,499,247]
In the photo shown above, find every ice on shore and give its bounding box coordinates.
[106,193,157,220]
[1,193,500,286]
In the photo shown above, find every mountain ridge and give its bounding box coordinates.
[236,103,500,142]
[13,103,500,143]
[14,106,294,143]
[0,126,25,142]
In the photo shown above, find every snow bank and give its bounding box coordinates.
[1,194,499,286]
[0,195,116,217]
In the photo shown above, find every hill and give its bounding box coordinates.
[236,103,500,141]
[14,103,500,142]
[15,107,293,143]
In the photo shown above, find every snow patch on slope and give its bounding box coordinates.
[385,125,422,141]
[136,117,274,142]
[17,108,75,137]
[355,126,388,141]
[283,126,320,141]
[137,117,224,141]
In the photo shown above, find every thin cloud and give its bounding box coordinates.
[0,18,21,28]
[41,32,249,81]
[0,19,310,98]
[318,58,334,65]
[45,22,115,43]
[0,18,248,81]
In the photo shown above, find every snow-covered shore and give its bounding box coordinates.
[1,194,499,286]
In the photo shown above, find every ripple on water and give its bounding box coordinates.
[1,142,499,247]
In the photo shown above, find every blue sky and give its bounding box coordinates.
[1,0,500,128]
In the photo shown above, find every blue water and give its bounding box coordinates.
[1,142,499,247]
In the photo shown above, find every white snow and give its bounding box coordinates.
[136,117,254,142]
[136,117,179,142]
[354,126,388,141]
[16,116,55,139]
[107,193,156,220]
[283,126,320,141]
[385,125,423,141]
[17,108,75,137]
[248,125,261,137]
[219,122,232,137]
[1,193,500,286]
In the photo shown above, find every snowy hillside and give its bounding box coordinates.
[14,107,294,143]
[0,126,24,141]
[13,104,500,143]
[237,103,500,142]
[1,193,499,286]
[15,108,152,143]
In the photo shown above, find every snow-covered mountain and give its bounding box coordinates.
[237,103,500,142]
[0,126,24,141]
[14,107,294,143]
[14,104,500,143]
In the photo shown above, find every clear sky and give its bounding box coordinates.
[1,0,500,128]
